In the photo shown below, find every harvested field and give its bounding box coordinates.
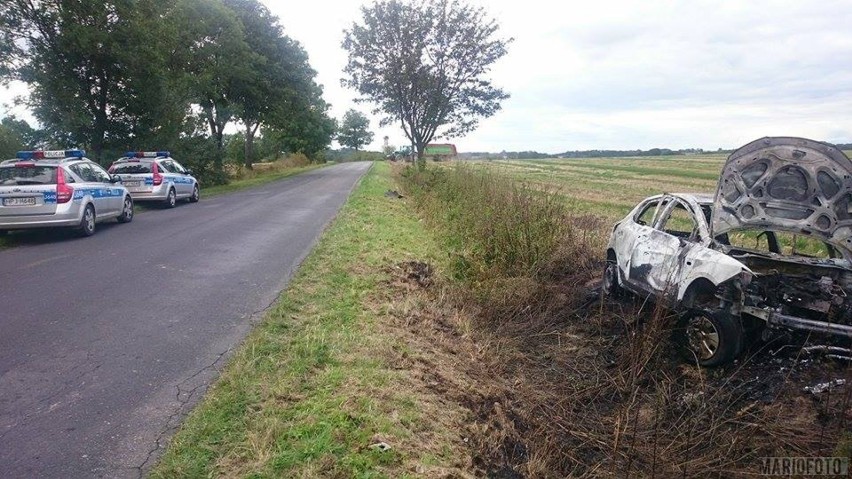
[481,154,726,221]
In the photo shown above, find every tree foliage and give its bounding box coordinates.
[342,0,510,168]
[224,0,332,168]
[336,109,373,151]
[1,0,174,162]
[0,120,25,159]
[0,0,334,182]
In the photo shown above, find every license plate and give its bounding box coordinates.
[3,197,37,206]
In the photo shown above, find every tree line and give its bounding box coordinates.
[0,0,334,184]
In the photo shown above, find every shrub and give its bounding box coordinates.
[400,163,604,283]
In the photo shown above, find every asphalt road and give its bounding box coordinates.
[0,161,371,478]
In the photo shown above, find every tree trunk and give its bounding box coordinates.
[415,140,426,171]
[92,74,109,164]
[243,121,258,170]
[205,105,225,172]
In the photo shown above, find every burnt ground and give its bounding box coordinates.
[377,260,852,478]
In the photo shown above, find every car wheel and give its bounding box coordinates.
[677,310,742,367]
[117,195,134,223]
[165,188,176,208]
[602,260,623,298]
[78,204,96,237]
[189,184,199,203]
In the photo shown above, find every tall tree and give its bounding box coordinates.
[0,0,175,162]
[262,100,336,160]
[342,0,510,169]
[337,109,374,151]
[224,0,330,168]
[170,0,255,174]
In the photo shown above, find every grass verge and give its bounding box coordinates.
[150,161,473,478]
[203,163,325,198]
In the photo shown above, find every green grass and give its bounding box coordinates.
[202,164,325,198]
[150,162,459,478]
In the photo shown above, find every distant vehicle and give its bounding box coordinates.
[109,152,199,208]
[604,137,852,367]
[424,143,457,160]
[386,146,414,162]
[0,150,133,237]
[386,143,457,161]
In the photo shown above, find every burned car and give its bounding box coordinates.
[604,137,852,366]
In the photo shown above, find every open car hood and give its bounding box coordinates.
[712,137,852,258]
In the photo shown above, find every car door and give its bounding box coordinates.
[629,198,703,300]
[624,197,668,293]
[160,159,186,197]
[69,163,108,214]
[168,159,192,196]
[89,162,123,214]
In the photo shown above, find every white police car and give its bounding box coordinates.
[0,150,133,237]
[109,152,199,208]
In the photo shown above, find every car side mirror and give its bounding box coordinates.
[184,169,193,176]
[110,175,122,183]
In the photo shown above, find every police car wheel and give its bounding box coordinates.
[165,188,176,208]
[117,196,133,223]
[189,185,199,203]
[79,204,96,237]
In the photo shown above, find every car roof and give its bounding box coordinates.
[0,158,87,166]
[113,156,171,163]
[668,192,714,205]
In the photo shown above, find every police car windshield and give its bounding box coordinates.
[0,165,57,186]
[112,161,154,174]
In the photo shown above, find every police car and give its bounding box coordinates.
[0,150,134,237]
[109,152,199,208]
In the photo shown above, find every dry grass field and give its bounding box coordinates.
[477,153,726,220]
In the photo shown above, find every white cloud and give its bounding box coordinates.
[3,0,852,153]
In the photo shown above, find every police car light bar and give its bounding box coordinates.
[125,151,170,158]
[16,149,85,160]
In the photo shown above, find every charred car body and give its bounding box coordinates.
[604,137,852,366]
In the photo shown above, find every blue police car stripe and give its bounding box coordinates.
[43,192,57,203]
[141,175,193,185]
[72,188,125,200]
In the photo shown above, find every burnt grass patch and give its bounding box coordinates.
[392,164,851,477]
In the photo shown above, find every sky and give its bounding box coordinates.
[2,0,851,153]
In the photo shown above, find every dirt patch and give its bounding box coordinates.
[377,260,851,477]
[384,261,435,290]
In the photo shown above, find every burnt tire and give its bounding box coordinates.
[164,188,176,208]
[78,204,96,237]
[602,261,623,298]
[117,196,133,223]
[676,310,743,367]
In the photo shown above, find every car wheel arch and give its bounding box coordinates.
[680,277,718,309]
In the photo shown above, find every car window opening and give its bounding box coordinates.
[721,229,836,259]
[661,202,699,242]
